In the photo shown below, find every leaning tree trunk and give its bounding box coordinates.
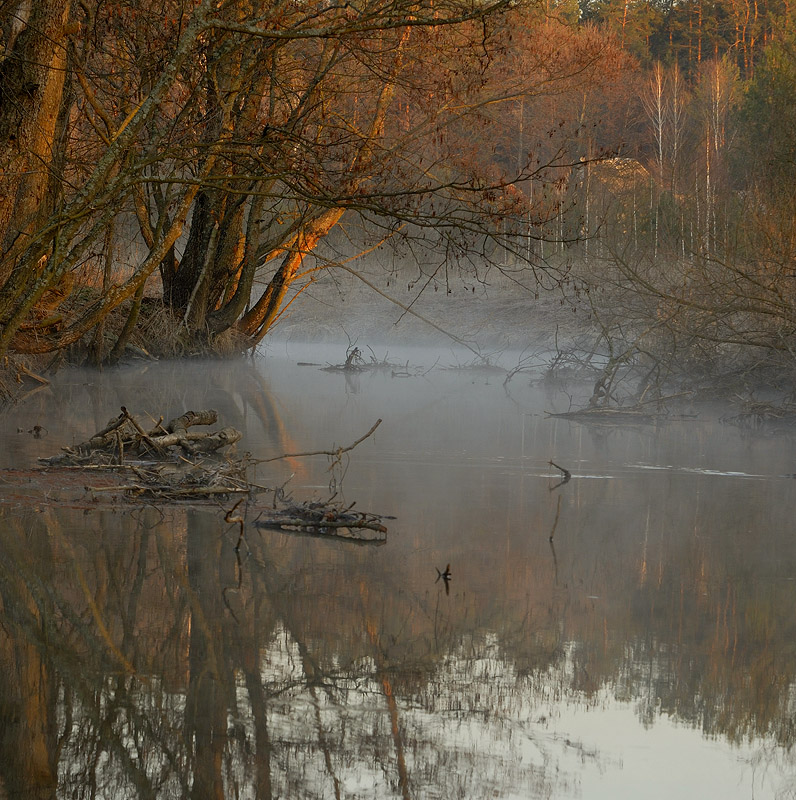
[237,207,345,342]
[233,29,410,345]
[0,0,73,273]
[0,0,215,358]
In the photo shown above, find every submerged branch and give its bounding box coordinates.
[259,418,382,464]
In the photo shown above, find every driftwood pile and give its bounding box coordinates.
[308,345,428,378]
[46,407,241,464]
[36,407,390,541]
[39,407,247,501]
[722,401,796,431]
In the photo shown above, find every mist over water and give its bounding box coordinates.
[1,345,795,798]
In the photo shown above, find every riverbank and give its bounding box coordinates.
[3,259,794,411]
[1,269,590,402]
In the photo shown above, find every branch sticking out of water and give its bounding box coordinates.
[548,460,571,491]
[258,418,382,465]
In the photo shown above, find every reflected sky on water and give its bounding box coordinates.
[0,344,795,798]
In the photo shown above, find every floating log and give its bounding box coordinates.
[546,407,656,423]
[255,514,387,543]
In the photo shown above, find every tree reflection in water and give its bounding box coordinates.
[1,358,796,798]
[0,492,794,799]
[0,505,571,798]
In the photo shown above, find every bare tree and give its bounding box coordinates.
[0,0,629,359]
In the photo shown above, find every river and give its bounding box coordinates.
[0,343,794,799]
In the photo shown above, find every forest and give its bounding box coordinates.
[2,0,796,398]
[4,5,796,794]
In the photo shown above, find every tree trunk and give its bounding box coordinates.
[238,207,345,341]
[0,0,214,358]
[167,191,214,312]
[0,0,72,268]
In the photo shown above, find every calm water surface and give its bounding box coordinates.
[0,343,795,799]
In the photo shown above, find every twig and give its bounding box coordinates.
[17,363,50,385]
[35,462,150,470]
[549,537,559,584]
[336,264,484,358]
[148,415,168,435]
[259,419,382,464]
[225,498,246,551]
[271,473,294,508]
[121,408,168,455]
[92,409,128,440]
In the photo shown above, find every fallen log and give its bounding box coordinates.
[253,500,389,543]
[146,426,242,453]
[165,409,218,434]
[546,407,656,423]
[255,516,387,543]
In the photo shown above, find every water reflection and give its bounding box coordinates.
[0,349,795,797]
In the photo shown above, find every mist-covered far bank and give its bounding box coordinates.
[263,262,590,353]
